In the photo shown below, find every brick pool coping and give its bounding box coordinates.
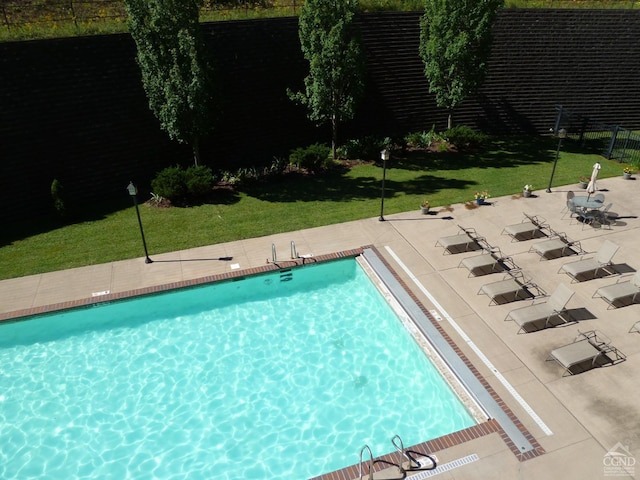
[0,245,544,479]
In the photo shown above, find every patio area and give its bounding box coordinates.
[1,175,638,479]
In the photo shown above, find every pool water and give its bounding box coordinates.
[0,259,474,479]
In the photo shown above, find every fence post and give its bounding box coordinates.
[606,125,619,159]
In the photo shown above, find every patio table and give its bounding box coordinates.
[572,196,604,210]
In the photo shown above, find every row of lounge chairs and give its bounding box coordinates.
[435,219,635,375]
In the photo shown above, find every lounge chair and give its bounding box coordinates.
[478,269,543,306]
[501,213,549,242]
[435,225,484,255]
[505,284,574,333]
[546,330,626,376]
[592,270,640,309]
[458,246,516,277]
[558,240,619,282]
[630,321,640,334]
[529,231,583,260]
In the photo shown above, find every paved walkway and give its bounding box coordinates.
[1,176,639,479]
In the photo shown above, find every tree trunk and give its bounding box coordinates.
[192,136,200,166]
[331,114,338,160]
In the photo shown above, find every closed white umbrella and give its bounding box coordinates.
[586,162,601,199]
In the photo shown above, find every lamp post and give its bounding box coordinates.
[379,149,390,221]
[127,181,153,264]
[546,128,568,193]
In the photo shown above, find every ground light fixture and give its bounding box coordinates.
[546,128,568,193]
[127,181,153,264]
[379,149,390,221]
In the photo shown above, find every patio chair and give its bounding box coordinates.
[458,246,516,277]
[505,284,575,333]
[597,203,615,230]
[546,330,626,376]
[501,213,549,242]
[592,270,640,309]
[529,230,583,260]
[579,208,601,230]
[564,199,581,224]
[478,269,544,306]
[435,225,484,255]
[630,321,640,334]
[560,191,575,218]
[558,240,619,282]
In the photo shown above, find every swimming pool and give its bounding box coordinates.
[0,258,474,479]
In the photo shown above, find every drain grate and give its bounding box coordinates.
[405,454,478,479]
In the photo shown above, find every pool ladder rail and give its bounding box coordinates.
[267,241,314,265]
[391,434,437,473]
[358,435,437,479]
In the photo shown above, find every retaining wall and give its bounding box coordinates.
[1,10,639,224]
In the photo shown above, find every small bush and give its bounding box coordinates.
[151,165,214,202]
[151,165,187,201]
[289,143,332,173]
[338,136,387,160]
[405,131,432,149]
[444,125,489,151]
[337,139,363,160]
[265,156,289,177]
[51,178,67,217]
[184,165,214,198]
[405,125,442,149]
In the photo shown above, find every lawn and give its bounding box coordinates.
[0,135,621,280]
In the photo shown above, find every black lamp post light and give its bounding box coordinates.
[379,148,390,221]
[127,181,153,264]
[546,128,568,193]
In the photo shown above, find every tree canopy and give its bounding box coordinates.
[125,0,214,166]
[289,0,365,159]
[419,0,503,127]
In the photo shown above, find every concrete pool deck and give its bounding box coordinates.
[1,176,639,479]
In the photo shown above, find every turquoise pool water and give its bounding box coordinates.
[0,258,474,479]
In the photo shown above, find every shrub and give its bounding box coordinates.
[265,156,289,177]
[404,131,432,149]
[151,165,214,202]
[184,165,214,198]
[289,143,332,172]
[443,125,488,150]
[338,136,388,160]
[151,165,187,201]
[337,139,363,160]
[51,178,67,217]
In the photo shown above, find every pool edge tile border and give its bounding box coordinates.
[364,247,545,460]
[0,248,365,323]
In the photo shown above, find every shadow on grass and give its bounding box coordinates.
[0,136,564,244]
[245,170,476,204]
[389,136,556,172]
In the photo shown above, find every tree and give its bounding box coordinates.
[289,0,365,160]
[419,0,503,129]
[125,0,214,166]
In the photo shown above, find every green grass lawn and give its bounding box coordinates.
[0,135,621,280]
